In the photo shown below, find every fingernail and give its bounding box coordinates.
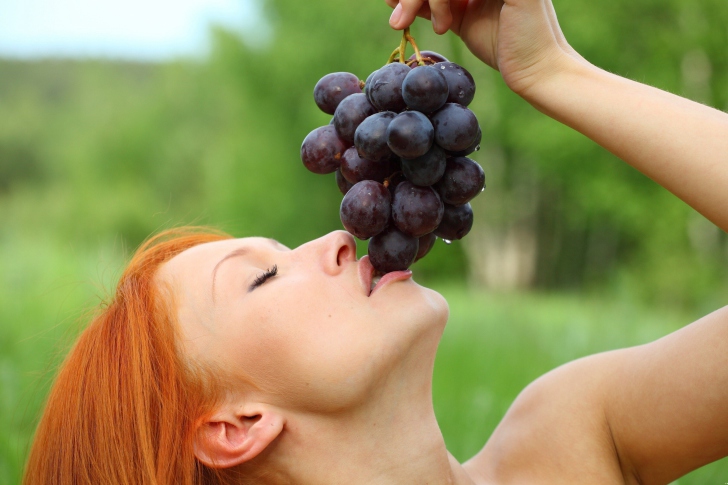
[432,17,440,34]
[389,4,402,27]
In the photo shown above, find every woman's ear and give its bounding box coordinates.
[193,405,285,468]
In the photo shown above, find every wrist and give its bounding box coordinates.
[514,50,594,112]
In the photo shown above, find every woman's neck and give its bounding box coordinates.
[255,396,474,485]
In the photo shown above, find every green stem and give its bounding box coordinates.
[387,46,401,64]
[405,28,425,66]
[387,28,410,64]
[398,29,408,63]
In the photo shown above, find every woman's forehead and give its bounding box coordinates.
[173,237,278,267]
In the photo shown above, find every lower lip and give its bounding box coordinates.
[370,269,413,296]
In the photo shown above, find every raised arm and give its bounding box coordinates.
[525,54,728,233]
[387,0,728,482]
[387,0,728,232]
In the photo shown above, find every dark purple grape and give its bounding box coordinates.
[364,70,376,104]
[431,103,479,152]
[354,112,396,161]
[333,93,377,144]
[314,72,363,115]
[368,62,411,112]
[340,180,391,239]
[434,63,476,106]
[392,181,444,238]
[387,111,434,159]
[402,66,448,113]
[335,168,353,195]
[368,226,419,273]
[400,144,446,187]
[448,128,481,157]
[434,203,474,241]
[434,157,486,205]
[340,147,397,184]
[408,51,449,65]
[300,125,348,174]
[415,233,437,261]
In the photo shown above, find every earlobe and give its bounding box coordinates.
[193,407,285,468]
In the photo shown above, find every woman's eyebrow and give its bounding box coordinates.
[211,247,250,300]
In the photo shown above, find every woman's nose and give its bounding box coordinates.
[296,230,357,275]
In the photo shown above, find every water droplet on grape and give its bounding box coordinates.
[443,239,452,245]
[480,187,485,192]
[475,144,481,151]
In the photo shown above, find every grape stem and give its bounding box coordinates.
[404,29,425,66]
[383,171,403,188]
[386,26,425,65]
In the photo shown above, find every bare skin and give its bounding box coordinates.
[387,0,728,484]
[157,232,474,484]
[154,1,728,482]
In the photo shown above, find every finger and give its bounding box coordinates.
[385,1,432,23]
[389,0,427,30]
[428,0,453,34]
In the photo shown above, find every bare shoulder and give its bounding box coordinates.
[461,348,642,485]
[461,304,728,485]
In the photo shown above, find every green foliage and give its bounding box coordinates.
[0,0,727,481]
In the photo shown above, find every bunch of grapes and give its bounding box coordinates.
[300,28,485,274]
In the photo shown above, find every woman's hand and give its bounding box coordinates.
[385,0,583,97]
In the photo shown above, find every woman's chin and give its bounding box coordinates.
[388,279,449,330]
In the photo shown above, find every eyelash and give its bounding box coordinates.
[249,265,278,292]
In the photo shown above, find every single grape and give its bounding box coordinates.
[335,168,353,195]
[434,203,474,240]
[431,103,479,152]
[408,51,449,65]
[448,128,481,157]
[387,111,434,159]
[300,125,348,174]
[402,66,448,113]
[354,112,396,161]
[340,180,391,239]
[364,70,377,105]
[400,144,446,187]
[415,232,437,261]
[333,93,377,144]
[434,157,486,205]
[392,181,444,238]
[314,72,363,115]
[434,63,476,106]
[368,62,411,112]
[340,147,397,184]
[368,225,419,273]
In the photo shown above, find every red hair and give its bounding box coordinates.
[24,227,234,485]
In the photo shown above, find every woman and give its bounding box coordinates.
[24,0,728,483]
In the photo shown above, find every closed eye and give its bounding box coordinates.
[248,265,278,292]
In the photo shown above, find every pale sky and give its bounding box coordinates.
[0,0,269,60]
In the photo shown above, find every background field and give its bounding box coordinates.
[1,0,728,482]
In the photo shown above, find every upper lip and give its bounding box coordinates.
[358,255,375,297]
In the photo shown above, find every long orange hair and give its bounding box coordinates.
[24,227,233,485]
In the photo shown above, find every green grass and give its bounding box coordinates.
[0,244,726,484]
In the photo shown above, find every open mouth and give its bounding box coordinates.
[370,274,382,293]
[358,256,412,297]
